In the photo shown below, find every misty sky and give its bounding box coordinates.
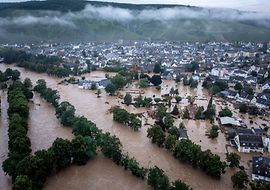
[1,0,270,13]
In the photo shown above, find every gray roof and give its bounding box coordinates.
[220,117,240,126]
[98,79,112,87]
[239,134,264,148]
[252,157,270,178]
[179,128,188,139]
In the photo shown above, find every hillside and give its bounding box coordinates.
[0,0,269,42]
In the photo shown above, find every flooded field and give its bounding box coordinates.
[44,154,152,190]
[28,93,73,152]
[1,64,269,190]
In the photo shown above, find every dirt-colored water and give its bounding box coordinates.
[44,154,152,190]
[0,91,12,190]
[28,93,73,152]
[1,64,268,190]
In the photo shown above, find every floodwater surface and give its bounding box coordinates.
[2,64,267,190]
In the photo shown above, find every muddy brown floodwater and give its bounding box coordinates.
[28,93,73,152]
[0,91,12,190]
[3,64,266,190]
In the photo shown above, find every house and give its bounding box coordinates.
[179,128,188,140]
[256,98,270,109]
[252,157,270,182]
[220,117,241,127]
[162,71,174,80]
[262,82,270,91]
[78,80,93,89]
[234,134,264,153]
[78,79,111,89]
[236,91,254,103]
[217,90,237,99]
[264,136,270,153]
[235,128,266,136]
[97,79,112,89]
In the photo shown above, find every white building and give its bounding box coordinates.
[234,134,264,153]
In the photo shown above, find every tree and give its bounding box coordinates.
[105,83,117,95]
[164,135,177,151]
[164,115,174,129]
[91,83,97,90]
[170,180,192,190]
[147,125,165,147]
[204,96,216,120]
[71,135,96,165]
[153,63,161,73]
[147,166,170,190]
[168,126,180,138]
[138,78,149,88]
[111,75,127,89]
[96,89,101,98]
[175,96,182,103]
[171,105,179,116]
[124,93,132,106]
[187,96,195,105]
[154,98,162,104]
[250,182,270,190]
[234,82,243,91]
[11,70,20,81]
[72,116,99,137]
[175,75,181,83]
[23,78,32,88]
[246,86,254,95]
[248,106,259,115]
[190,80,198,88]
[98,133,122,164]
[33,79,46,93]
[208,125,219,139]
[179,122,185,129]
[156,104,167,120]
[182,108,190,119]
[120,154,147,178]
[56,101,76,127]
[239,104,248,113]
[231,170,249,189]
[251,70,258,77]
[112,107,129,124]
[195,106,204,120]
[128,114,141,131]
[12,175,33,190]
[51,138,72,169]
[183,76,189,86]
[150,75,162,86]
[187,61,199,72]
[226,152,241,168]
[219,107,233,117]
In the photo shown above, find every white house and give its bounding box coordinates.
[264,136,270,153]
[234,134,264,153]
[252,157,270,182]
[262,82,270,91]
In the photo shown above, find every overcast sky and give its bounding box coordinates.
[1,0,269,13]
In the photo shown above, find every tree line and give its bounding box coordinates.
[147,123,226,178]
[112,107,142,131]
[0,48,71,77]
[34,79,192,190]
[2,81,32,185]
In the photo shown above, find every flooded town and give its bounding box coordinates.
[0,40,270,190]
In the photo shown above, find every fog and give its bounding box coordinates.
[0,3,269,42]
[1,4,270,27]
[2,0,270,13]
